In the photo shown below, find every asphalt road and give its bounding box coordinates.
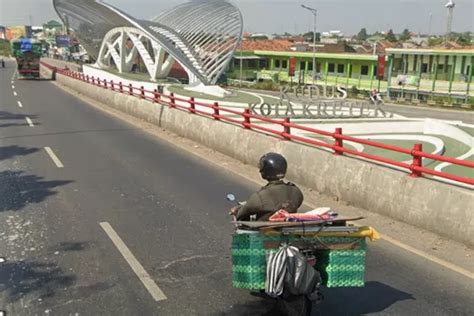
[1,60,473,315]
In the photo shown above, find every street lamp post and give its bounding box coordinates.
[301,4,317,85]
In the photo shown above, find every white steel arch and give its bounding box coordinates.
[97,27,175,81]
[53,0,243,86]
[152,0,243,85]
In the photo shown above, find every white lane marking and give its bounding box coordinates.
[381,234,474,280]
[17,101,23,108]
[25,117,34,127]
[11,68,17,81]
[99,222,167,301]
[11,85,15,89]
[13,91,17,96]
[44,147,64,168]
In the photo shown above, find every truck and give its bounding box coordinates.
[11,38,42,79]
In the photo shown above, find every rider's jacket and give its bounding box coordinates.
[236,180,304,221]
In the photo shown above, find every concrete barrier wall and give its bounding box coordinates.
[44,65,474,247]
[41,57,83,72]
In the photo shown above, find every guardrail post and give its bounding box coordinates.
[243,108,251,129]
[189,97,196,113]
[333,127,343,155]
[213,102,220,120]
[97,78,101,87]
[410,143,423,177]
[282,117,291,140]
[103,79,107,89]
[86,75,89,83]
[169,92,176,108]
[129,84,133,95]
[153,89,159,103]
[119,82,123,93]
[110,80,114,91]
[140,86,145,99]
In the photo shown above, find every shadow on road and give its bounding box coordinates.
[319,281,415,315]
[214,296,281,316]
[0,259,76,302]
[0,170,73,212]
[0,111,39,129]
[217,281,414,316]
[53,241,91,252]
[0,111,37,121]
[0,145,39,161]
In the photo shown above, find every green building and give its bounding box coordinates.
[228,47,473,103]
[229,50,381,90]
[386,48,473,100]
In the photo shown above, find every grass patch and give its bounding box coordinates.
[442,155,474,178]
[457,125,474,137]
[168,85,261,104]
[362,139,435,162]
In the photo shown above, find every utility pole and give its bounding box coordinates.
[301,4,317,85]
[428,12,433,37]
[445,1,455,45]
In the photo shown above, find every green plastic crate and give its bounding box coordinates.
[231,232,366,289]
[314,237,366,288]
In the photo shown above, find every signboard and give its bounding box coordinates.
[376,55,386,80]
[0,27,6,40]
[56,35,71,47]
[20,38,33,53]
[288,57,297,77]
[7,26,26,40]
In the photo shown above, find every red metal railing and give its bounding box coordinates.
[40,62,474,186]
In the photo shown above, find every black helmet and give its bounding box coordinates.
[258,152,287,181]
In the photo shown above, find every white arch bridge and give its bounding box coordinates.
[53,0,243,85]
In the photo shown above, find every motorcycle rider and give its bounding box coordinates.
[230,152,304,221]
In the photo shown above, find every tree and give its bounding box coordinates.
[357,28,368,41]
[303,31,321,42]
[428,36,443,47]
[399,28,411,41]
[385,29,397,42]
[456,32,472,46]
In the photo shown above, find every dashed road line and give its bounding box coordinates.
[11,68,17,81]
[11,85,15,89]
[13,91,17,96]
[25,117,34,127]
[17,101,23,108]
[44,147,64,168]
[99,222,167,302]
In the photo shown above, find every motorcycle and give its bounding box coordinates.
[227,193,323,316]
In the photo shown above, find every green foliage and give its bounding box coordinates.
[303,31,321,42]
[0,39,10,56]
[254,80,280,91]
[350,85,359,97]
[385,29,397,42]
[399,29,411,41]
[428,36,444,47]
[357,28,368,41]
[456,32,472,46]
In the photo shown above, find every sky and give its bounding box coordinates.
[0,0,473,35]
